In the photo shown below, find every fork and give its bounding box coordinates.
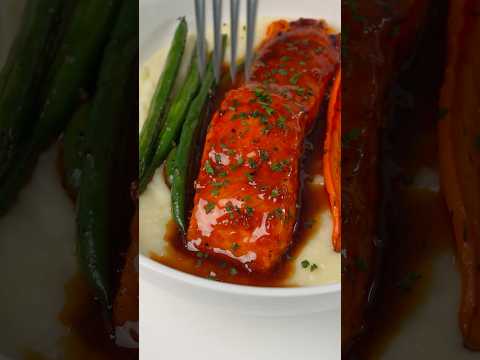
[194,0,258,83]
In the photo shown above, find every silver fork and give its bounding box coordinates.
[194,0,258,83]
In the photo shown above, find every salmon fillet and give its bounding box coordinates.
[186,19,339,272]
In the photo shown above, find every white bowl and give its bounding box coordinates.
[139,0,341,316]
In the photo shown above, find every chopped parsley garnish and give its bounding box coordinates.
[261,103,275,115]
[215,153,222,164]
[211,188,220,196]
[270,159,290,172]
[204,202,215,214]
[271,188,280,198]
[225,202,236,219]
[295,87,305,96]
[206,272,217,280]
[280,55,290,62]
[314,46,324,54]
[229,267,238,276]
[236,155,244,166]
[283,104,293,113]
[218,170,228,177]
[248,158,257,169]
[246,172,255,183]
[254,88,272,104]
[262,124,273,134]
[301,260,310,269]
[299,60,306,66]
[277,116,286,129]
[310,263,318,272]
[259,114,269,125]
[204,160,215,175]
[271,208,284,219]
[278,68,289,76]
[231,242,240,251]
[289,72,302,85]
[260,149,269,161]
[245,206,254,217]
[231,99,240,110]
[232,112,249,120]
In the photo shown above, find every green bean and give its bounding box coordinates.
[62,102,91,196]
[76,0,137,310]
[165,147,177,189]
[171,35,227,233]
[0,0,68,180]
[139,18,187,182]
[34,0,121,150]
[139,47,201,192]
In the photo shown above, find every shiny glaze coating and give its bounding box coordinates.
[186,19,339,272]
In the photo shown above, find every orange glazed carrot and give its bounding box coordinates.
[438,0,480,350]
[324,69,341,252]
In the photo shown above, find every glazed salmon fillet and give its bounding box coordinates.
[186,19,339,272]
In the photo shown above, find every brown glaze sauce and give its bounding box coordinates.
[153,61,331,287]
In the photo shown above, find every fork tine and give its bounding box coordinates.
[212,0,223,83]
[194,0,206,78]
[245,0,258,81]
[230,0,240,82]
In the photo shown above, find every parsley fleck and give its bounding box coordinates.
[277,116,286,129]
[301,260,310,269]
[278,68,288,76]
[270,159,290,172]
[204,202,215,214]
[310,263,318,272]
[215,153,222,164]
[271,188,280,198]
[246,172,255,183]
[246,206,254,217]
[204,160,215,175]
[289,72,302,85]
[260,149,269,161]
[248,158,257,169]
[231,242,240,251]
[261,103,275,115]
[229,267,238,276]
[280,56,290,62]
